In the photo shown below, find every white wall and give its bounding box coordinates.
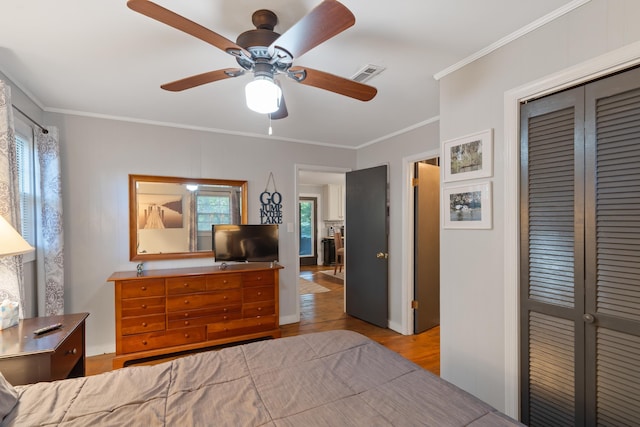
[438,0,640,414]
[356,121,440,333]
[46,113,356,356]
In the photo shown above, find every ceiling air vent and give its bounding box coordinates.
[351,64,385,83]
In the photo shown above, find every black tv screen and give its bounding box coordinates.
[213,224,279,262]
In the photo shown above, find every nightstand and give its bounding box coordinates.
[0,312,89,386]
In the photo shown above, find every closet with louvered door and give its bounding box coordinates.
[520,66,640,427]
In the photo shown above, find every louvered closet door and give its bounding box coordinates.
[520,86,586,427]
[521,66,640,427]
[584,67,640,426]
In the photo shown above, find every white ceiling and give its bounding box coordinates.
[1,0,580,149]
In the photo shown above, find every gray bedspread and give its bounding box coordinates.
[2,330,522,426]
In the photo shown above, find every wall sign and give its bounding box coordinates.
[260,172,283,224]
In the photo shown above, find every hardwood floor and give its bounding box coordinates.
[86,265,440,376]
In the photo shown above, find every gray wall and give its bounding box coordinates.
[438,0,640,413]
[46,113,356,355]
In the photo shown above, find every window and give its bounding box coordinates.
[196,193,232,231]
[15,122,36,262]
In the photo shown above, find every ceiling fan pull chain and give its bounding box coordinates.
[268,114,273,136]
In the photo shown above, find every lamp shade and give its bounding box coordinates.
[245,77,282,114]
[0,215,34,256]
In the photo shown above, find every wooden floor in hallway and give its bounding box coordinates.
[291,265,440,375]
[86,265,440,376]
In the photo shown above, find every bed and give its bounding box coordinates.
[1,330,522,426]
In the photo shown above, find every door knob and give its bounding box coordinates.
[583,313,595,324]
[376,252,388,259]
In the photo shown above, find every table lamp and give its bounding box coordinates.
[0,215,34,256]
[0,215,34,330]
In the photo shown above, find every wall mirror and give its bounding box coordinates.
[129,174,248,261]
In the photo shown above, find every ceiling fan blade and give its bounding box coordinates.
[271,92,288,120]
[270,0,355,60]
[161,68,244,92]
[288,66,377,101]
[127,0,250,58]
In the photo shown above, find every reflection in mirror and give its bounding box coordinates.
[129,175,247,261]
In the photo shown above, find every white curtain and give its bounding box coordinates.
[0,80,26,317]
[35,127,64,315]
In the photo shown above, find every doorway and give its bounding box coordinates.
[297,167,348,320]
[413,158,440,333]
[299,197,317,266]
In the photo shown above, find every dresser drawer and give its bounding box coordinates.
[51,326,84,380]
[168,310,242,330]
[242,271,274,287]
[243,300,275,318]
[121,296,165,317]
[167,305,241,322]
[166,289,242,312]
[243,286,274,303]
[166,276,207,295]
[120,279,165,298]
[207,274,242,290]
[121,326,205,354]
[121,314,166,335]
[207,315,277,340]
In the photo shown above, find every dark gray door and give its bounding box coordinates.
[520,86,586,426]
[345,165,388,327]
[414,162,440,333]
[520,66,640,426]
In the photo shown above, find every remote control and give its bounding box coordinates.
[33,323,63,335]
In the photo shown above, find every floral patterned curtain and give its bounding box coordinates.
[0,81,26,318]
[35,127,64,315]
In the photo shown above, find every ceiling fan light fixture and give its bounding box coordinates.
[245,76,282,114]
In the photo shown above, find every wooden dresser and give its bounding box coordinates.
[108,263,282,368]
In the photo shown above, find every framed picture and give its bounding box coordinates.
[443,129,493,182]
[137,194,184,229]
[443,182,492,229]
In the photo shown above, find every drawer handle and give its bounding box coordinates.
[183,283,189,288]
[141,286,147,291]
[184,313,189,318]
[184,300,189,304]
[66,348,77,355]
[223,315,228,320]
[142,340,148,345]
[141,304,147,309]
[223,279,228,284]
[184,320,190,326]
[257,292,262,296]
[257,276,262,281]
[184,333,190,338]
[142,322,147,327]
[257,307,262,312]
[223,296,228,300]
[223,308,228,313]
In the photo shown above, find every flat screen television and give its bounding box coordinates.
[213,224,279,262]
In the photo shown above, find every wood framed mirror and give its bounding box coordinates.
[129,174,248,261]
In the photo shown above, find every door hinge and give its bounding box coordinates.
[411,300,418,309]
[412,178,419,187]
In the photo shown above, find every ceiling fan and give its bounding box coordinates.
[127,0,378,119]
